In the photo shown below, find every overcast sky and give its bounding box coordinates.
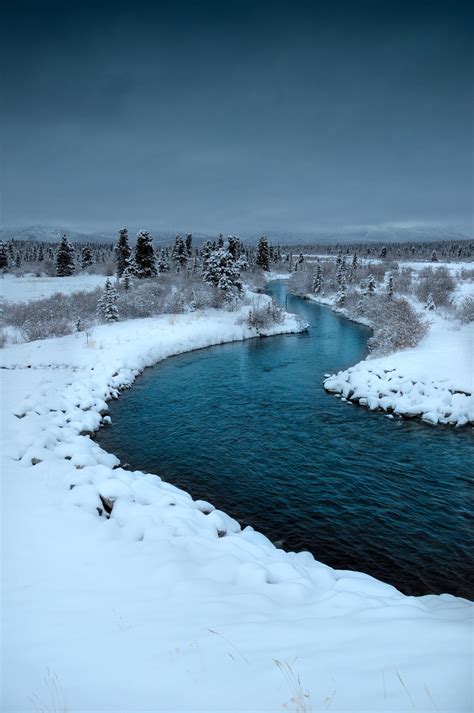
[1,0,472,234]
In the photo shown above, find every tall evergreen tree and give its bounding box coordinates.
[115,228,131,277]
[367,274,376,295]
[97,279,119,322]
[387,273,394,300]
[0,241,9,270]
[335,275,347,307]
[185,233,193,256]
[56,235,75,276]
[256,236,270,271]
[81,244,94,270]
[171,235,188,269]
[312,260,322,293]
[202,246,242,300]
[227,235,241,261]
[157,249,170,273]
[134,230,157,278]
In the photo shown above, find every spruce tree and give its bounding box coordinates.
[157,249,170,273]
[227,235,241,261]
[134,230,157,278]
[367,274,376,295]
[312,260,322,293]
[171,235,188,270]
[256,236,270,271]
[115,228,132,277]
[202,246,242,301]
[425,293,436,311]
[56,235,75,276]
[0,241,8,271]
[200,241,214,274]
[97,279,119,322]
[81,244,94,270]
[121,267,134,291]
[387,273,394,300]
[185,233,193,256]
[335,275,347,307]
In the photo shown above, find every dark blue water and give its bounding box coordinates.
[98,283,474,598]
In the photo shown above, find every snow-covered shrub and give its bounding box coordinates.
[368,298,428,355]
[2,289,104,342]
[287,266,312,296]
[396,267,414,294]
[415,266,455,307]
[456,296,474,324]
[21,316,72,341]
[246,298,284,330]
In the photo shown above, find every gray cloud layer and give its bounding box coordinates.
[1,0,472,233]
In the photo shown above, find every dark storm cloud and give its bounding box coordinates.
[1,0,472,234]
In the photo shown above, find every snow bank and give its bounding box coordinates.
[1,305,472,711]
[324,317,473,426]
[0,272,109,302]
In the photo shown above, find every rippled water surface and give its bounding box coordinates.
[98,283,474,598]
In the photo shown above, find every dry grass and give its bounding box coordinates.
[30,668,68,712]
[274,659,312,712]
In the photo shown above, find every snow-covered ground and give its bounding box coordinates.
[1,286,472,712]
[0,272,109,302]
[291,261,474,427]
[324,315,473,426]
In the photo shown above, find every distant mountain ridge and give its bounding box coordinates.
[0,223,471,246]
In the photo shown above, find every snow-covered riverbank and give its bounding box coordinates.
[1,296,472,712]
[301,284,473,427]
[324,316,473,426]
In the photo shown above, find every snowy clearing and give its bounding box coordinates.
[0,272,109,302]
[1,298,472,712]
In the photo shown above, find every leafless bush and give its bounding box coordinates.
[455,296,474,324]
[287,267,313,296]
[244,269,267,292]
[415,266,455,306]
[2,288,103,342]
[368,297,428,355]
[395,267,414,294]
[245,298,284,330]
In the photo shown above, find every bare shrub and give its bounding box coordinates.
[287,267,313,296]
[368,297,428,355]
[395,267,414,294]
[415,266,455,306]
[456,296,474,324]
[245,298,284,330]
[2,288,103,342]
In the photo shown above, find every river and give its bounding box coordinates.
[97,282,473,598]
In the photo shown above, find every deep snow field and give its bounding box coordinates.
[0,272,109,302]
[1,273,473,712]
